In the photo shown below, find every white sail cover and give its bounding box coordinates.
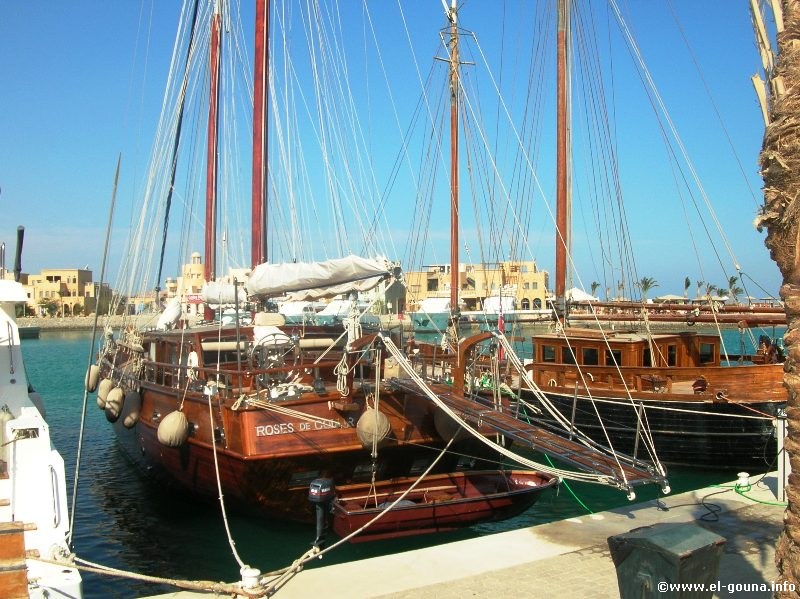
[566,287,600,302]
[202,281,246,306]
[156,297,182,330]
[246,255,393,300]
[483,295,516,313]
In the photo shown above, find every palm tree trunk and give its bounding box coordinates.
[758,1,800,593]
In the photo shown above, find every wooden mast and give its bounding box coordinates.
[204,0,221,319]
[252,0,269,268]
[447,1,460,335]
[555,0,570,317]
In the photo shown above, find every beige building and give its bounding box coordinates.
[162,252,251,319]
[26,268,99,316]
[404,260,549,312]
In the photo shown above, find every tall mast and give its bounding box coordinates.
[447,1,460,321]
[204,0,221,291]
[554,0,570,317]
[252,0,269,268]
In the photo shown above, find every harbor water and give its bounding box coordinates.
[21,326,782,598]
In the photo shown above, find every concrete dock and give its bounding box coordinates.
[150,472,786,598]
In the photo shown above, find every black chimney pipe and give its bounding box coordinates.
[13,226,24,283]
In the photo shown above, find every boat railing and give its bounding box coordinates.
[525,362,785,398]
[140,358,344,400]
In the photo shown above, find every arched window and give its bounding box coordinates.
[521,298,530,310]
[533,298,542,309]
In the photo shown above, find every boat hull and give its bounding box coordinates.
[109,380,499,523]
[330,470,557,542]
[521,390,783,471]
[409,311,450,334]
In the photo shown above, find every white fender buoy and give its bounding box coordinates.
[122,391,142,429]
[356,407,391,448]
[0,407,13,462]
[105,387,125,422]
[97,378,114,409]
[157,411,189,447]
[85,364,100,392]
[434,408,466,442]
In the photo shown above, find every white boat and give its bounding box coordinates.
[314,297,381,330]
[409,297,452,333]
[278,300,318,325]
[0,235,82,597]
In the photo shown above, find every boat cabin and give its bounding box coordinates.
[531,329,721,369]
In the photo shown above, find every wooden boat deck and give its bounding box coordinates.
[388,378,666,492]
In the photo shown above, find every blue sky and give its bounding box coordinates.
[0,1,782,299]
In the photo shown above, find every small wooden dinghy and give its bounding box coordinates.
[330,469,558,542]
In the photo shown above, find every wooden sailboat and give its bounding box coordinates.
[522,0,786,471]
[93,0,669,539]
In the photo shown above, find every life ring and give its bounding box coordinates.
[586,372,594,382]
[548,379,557,387]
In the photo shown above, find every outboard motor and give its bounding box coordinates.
[308,477,334,548]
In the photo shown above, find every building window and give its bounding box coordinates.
[523,282,529,290]
[532,282,538,290]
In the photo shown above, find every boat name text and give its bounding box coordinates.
[255,418,353,437]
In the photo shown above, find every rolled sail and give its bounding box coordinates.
[246,255,394,299]
[203,281,246,306]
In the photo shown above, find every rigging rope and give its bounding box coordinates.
[377,332,641,489]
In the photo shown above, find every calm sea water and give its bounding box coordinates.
[21,326,781,598]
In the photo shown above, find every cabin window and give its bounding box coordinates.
[605,349,622,367]
[542,345,556,362]
[582,347,599,366]
[643,348,652,367]
[427,280,438,292]
[699,342,715,364]
[561,346,577,365]
[667,344,677,366]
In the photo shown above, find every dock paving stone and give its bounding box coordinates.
[374,500,782,599]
